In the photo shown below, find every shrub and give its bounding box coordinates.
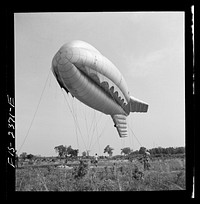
[72,160,88,179]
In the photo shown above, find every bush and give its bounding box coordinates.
[72,160,88,179]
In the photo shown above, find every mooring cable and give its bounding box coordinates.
[18,70,51,153]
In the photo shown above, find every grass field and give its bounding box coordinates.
[16,157,185,191]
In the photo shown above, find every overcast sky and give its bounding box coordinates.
[15,12,185,156]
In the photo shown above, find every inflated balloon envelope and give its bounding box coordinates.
[52,40,148,138]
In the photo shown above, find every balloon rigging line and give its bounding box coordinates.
[61,91,80,148]
[18,70,51,153]
[63,92,84,149]
[89,116,109,151]
[128,126,132,148]
[129,117,135,150]
[127,122,143,147]
[94,112,100,154]
[70,97,80,150]
[83,105,89,148]
[88,110,97,151]
[96,120,101,154]
[62,89,103,153]
[73,98,97,152]
[88,109,96,142]
[120,137,125,152]
[85,109,92,150]
[61,90,87,151]
[88,109,105,152]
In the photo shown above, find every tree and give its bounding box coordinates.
[83,151,88,157]
[82,150,90,157]
[72,149,79,157]
[174,147,185,154]
[65,145,78,157]
[20,152,27,160]
[104,145,114,157]
[156,146,163,154]
[27,154,34,160]
[66,145,73,156]
[121,147,132,155]
[54,145,67,158]
[139,147,146,154]
[128,151,138,162]
[86,150,90,156]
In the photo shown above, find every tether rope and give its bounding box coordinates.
[89,116,109,151]
[61,90,87,151]
[127,122,143,147]
[18,70,51,153]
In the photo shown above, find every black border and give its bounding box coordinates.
[5,8,15,199]
[4,2,195,201]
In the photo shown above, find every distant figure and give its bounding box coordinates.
[65,157,68,164]
[143,150,150,171]
[94,153,98,167]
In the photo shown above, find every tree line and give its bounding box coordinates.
[18,145,185,160]
[120,146,185,156]
[54,144,115,158]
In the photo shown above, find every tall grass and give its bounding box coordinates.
[16,157,185,191]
